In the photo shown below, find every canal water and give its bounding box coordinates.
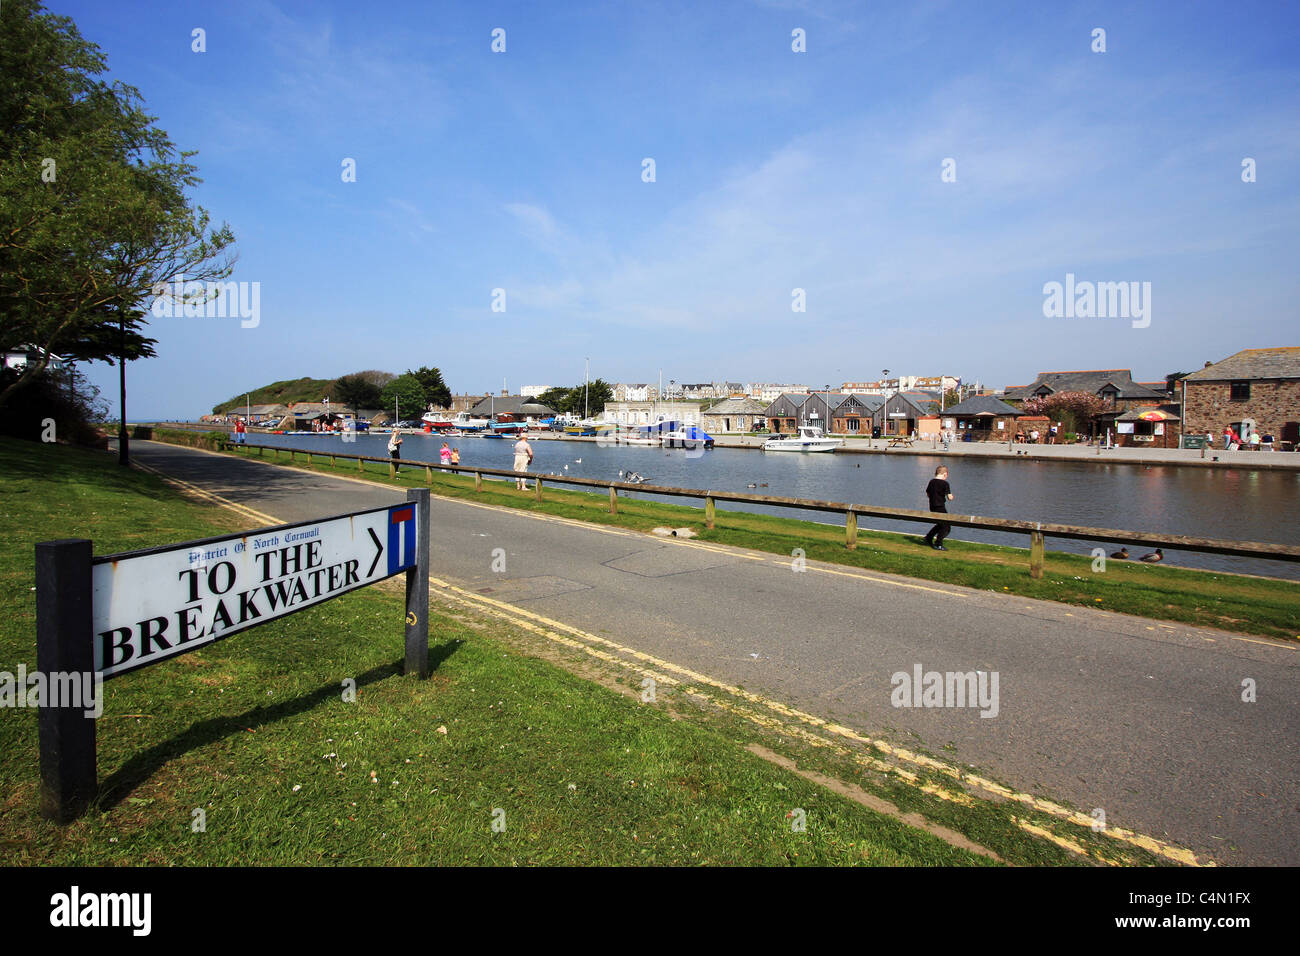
[240,431,1300,580]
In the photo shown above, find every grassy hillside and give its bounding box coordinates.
[212,377,339,414]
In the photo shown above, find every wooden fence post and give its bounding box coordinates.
[404,489,430,679]
[425,465,432,484]
[1030,530,1045,578]
[305,452,312,465]
[475,471,482,492]
[357,457,363,472]
[705,495,715,529]
[609,485,618,514]
[846,510,858,550]
[535,477,543,502]
[330,454,336,466]
[35,539,97,823]
[388,461,396,478]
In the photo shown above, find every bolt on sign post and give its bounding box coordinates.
[34,489,430,822]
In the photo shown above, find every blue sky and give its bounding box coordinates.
[53,0,1300,418]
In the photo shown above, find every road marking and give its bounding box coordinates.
[1232,635,1297,650]
[427,572,1206,867]
[133,460,281,525]
[798,562,969,598]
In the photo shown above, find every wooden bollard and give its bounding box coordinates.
[273,448,279,459]
[475,471,482,492]
[425,465,432,484]
[289,450,294,461]
[846,510,857,550]
[609,485,618,514]
[705,495,715,530]
[330,454,336,466]
[305,452,312,465]
[1029,530,1045,579]
[535,477,543,502]
[388,461,396,478]
[357,457,363,472]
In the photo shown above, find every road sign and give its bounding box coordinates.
[37,491,430,823]
[91,503,419,679]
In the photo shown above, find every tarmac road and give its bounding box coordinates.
[126,440,1300,866]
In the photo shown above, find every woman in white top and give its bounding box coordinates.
[512,436,533,489]
[387,432,403,473]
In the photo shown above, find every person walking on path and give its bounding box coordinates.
[388,431,403,473]
[513,434,534,490]
[922,465,954,551]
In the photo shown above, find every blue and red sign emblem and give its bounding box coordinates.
[387,504,417,574]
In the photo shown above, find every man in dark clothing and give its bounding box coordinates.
[923,466,954,550]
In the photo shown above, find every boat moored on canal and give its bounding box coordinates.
[762,425,842,453]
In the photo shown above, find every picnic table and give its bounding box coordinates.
[886,435,915,448]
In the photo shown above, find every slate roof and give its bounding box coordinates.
[701,397,769,415]
[1183,347,1300,382]
[467,395,556,416]
[1003,369,1163,400]
[942,395,1020,416]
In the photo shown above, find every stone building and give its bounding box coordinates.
[700,397,769,433]
[1181,347,1300,447]
[940,395,1020,441]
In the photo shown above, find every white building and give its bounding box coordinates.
[602,401,706,426]
[842,375,959,395]
[751,384,809,403]
[613,383,659,402]
[4,345,67,373]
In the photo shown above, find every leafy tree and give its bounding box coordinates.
[1021,390,1105,434]
[334,373,382,417]
[380,373,426,420]
[535,386,573,411]
[534,380,612,416]
[0,0,235,411]
[0,362,107,445]
[410,366,452,409]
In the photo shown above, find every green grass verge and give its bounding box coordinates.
[224,441,1300,642]
[0,436,1041,865]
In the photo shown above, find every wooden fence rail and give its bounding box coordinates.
[228,440,1300,577]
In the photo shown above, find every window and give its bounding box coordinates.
[1230,381,1251,401]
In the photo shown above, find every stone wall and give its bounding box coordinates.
[1183,380,1300,439]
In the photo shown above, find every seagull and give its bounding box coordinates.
[574,458,582,463]
[747,482,757,488]
[1110,548,1129,560]
[563,464,568,470]
[1139,549,1164,563]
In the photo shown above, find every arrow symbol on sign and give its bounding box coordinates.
[367,527,383,577]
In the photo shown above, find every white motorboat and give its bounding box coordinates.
[422,410,489,430]
[762,424,842,453]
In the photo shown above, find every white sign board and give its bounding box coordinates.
[91,504,419,679]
